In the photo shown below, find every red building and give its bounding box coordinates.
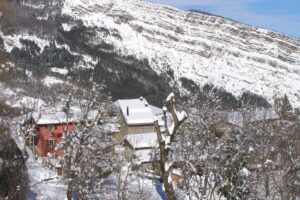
[23,109,99,157]
[23,110,85,157]
[35,123,75,157]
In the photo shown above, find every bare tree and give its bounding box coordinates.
[154,93,187,200]
[57,84,115,199]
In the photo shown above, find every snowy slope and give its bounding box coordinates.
[61,0,300,106]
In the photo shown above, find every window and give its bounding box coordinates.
[46,125,56,131]
[58,133,63,137]
[47,140,56,149]
[32,135,38,146]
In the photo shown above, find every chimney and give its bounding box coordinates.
[140,96,143,101]
[126,106,129,116]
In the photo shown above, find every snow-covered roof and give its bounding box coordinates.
[172,168,182,176]
[117,98,162,125]
[150,105,163,116]
[101,123,119,134]
[134,149,159,163]
[125,133,158,149]
[31,108,99,125]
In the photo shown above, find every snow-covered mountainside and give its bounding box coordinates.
[61,0,300,106]
[1,0,300,107]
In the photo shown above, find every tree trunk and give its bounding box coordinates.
[154,94,187,200]
[163,177,176,200]
[67,179,73,200]
[65,150,73,200]
[160,145,176,200]
[203,172,208,196]
[265,173,269,197]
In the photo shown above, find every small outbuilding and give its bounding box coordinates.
[124,132,160,171]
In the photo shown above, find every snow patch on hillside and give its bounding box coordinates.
[2,33,73,54]
[10,96,45,109]
[43,76,65,86]
[62,23,74,32]
[23,2,45,9]
[2,32,98,70]
[2,34,50,52]
[51,68,69,75]
[0,83,45,108]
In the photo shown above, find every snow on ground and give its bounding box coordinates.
[43,76,65,86]
[0,82,14,96]
[240,167,250,177]
[50,68,69,75]
[0,82,45,109]
[25,148,68,200]
[119,164,165,200]
[9,96,45,108]
[132,175,165,200]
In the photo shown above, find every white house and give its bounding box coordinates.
[115,97,164,139]
[114,97,167,168]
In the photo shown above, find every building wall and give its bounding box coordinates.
[37,138,46,156]
[123,145,160,173]
[115,125,155,142]
[214,122,235,138]
[117,112,155,141]
[139,162,160,173]
[172,174,181,185]
[127,125,155,134]
[37,124,75,157]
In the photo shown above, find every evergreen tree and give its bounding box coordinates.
[274,95,295,120]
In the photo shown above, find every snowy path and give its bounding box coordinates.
[154,181,167,200]
[25,148,68,200]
